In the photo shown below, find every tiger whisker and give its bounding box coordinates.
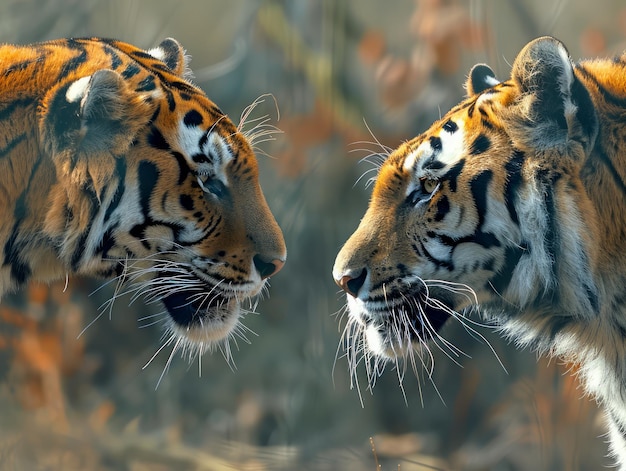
[443,311,508,373]
[232,320,256,344]
[155,335,183,389]
[138,318,167,329]
[417,298,470,360]
[398,293,436,375]
[137,312,165,322]
[389,316,410,405]
[348,145,388,160]
[238,94,282,156]
[341,318,366,407]
[423,279,479,304]
[361,118,394,155]
[238,93,280,131]
[143,331,176,371]
[77,309,107,339]
[400,308,446,404]
[354,166,383,189]
[418,278,506,372]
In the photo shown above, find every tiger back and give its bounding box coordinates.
[0,37,286,354]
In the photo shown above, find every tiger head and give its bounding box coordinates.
[8,37,286,351]
[333,37,601,370]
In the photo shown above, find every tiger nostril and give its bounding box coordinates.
[337,268,367,298]
[253,254,285,279]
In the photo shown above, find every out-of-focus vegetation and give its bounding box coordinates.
[0,0,624,469]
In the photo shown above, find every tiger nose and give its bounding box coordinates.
[335,268,367,298]
[253,254,285,279]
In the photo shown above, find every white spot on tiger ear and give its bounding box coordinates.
[555,44,578,119]
[556,44,574,95]
[66,76,91,103]
[147,47,165,61]
[484,75,500,88]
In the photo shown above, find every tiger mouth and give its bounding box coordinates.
[356,292,454,355]
[162,289,234,327]
[386,299,451,338]
[157,271,244,341]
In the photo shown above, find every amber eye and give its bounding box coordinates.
[407,178,440,206]
[421,178,439,194]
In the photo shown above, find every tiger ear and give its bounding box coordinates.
[510,36,598,154]
[466,64,500,96]
[148,38,190,78]
[63,69,154,153]
[41,69,155,198]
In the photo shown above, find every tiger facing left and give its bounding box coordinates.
[0,37,286,355]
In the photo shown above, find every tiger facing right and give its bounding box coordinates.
[333,36,626,466]
[0,37,286,359]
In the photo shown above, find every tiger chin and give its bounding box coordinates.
[0,37,286,357]
[334,36,626,467]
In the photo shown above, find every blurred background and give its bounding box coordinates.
[0,0,624,469]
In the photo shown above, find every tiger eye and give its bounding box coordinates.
[422,178,439,194]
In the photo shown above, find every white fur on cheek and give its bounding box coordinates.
[365,324,386,356]
[347,296,367,326]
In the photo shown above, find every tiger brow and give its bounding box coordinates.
[423,157,446,171]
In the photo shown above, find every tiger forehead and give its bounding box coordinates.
[402,118,466,175]
[176,115,238,168]
[398,82,511,177]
